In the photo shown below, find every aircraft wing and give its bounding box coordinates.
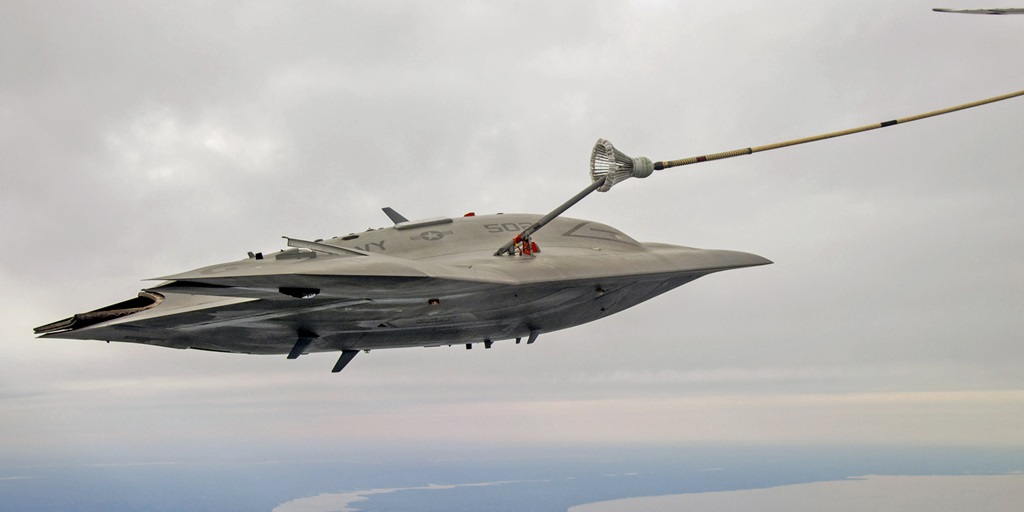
[35,245,768,357]
[933,7,1024,14]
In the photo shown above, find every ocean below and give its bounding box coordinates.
[2,445,1022,511]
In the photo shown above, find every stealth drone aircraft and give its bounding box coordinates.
[36,89,1024,372]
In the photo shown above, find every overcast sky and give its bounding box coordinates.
[2,1,1023,466]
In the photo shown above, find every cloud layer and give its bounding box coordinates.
[2,0,1023,462]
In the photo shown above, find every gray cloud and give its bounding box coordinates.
[2,0,1023,462]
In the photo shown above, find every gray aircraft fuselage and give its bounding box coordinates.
[36,213,770,367]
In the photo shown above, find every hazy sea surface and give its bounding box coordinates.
[2,445,1022,511]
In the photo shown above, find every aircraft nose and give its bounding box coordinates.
[647,245,774,274]
[646,243,772,272]
[707,249,773,269]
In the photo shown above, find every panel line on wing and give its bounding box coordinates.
[177,298,372,331]
[283,237,369,256]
